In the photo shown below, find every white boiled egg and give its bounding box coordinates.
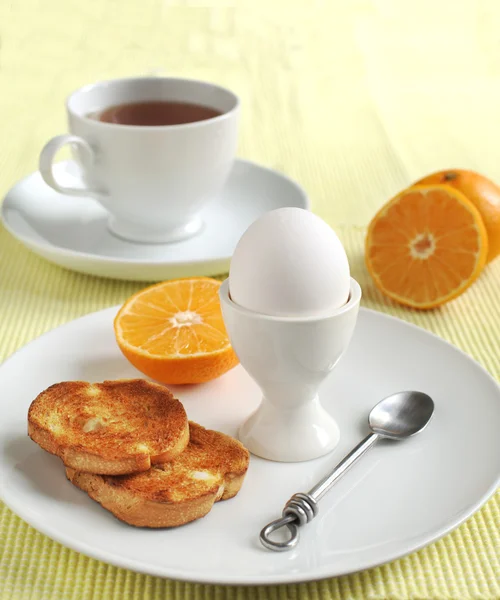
[229,207,350,317]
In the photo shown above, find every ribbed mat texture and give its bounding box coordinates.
[1,1,499,598]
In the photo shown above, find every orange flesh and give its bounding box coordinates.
[366,186,488,308]
[116,279,230,357]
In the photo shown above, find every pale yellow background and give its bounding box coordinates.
[0,1,499,598]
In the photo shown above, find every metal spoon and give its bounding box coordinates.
[260,391,435,551]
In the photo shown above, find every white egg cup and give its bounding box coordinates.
[219,278,362,462]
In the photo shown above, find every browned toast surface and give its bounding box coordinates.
[66,422,250,527]
[28,379,189,475]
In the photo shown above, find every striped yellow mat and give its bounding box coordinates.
[1,0,500,598]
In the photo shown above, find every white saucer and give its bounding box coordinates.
[1,160,308,281]
[0,307,499,585]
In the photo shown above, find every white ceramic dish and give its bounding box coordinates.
[0,307,499,585]
[1,160,309,281]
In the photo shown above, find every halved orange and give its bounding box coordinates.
[415,169,500,263]
[365,185,488,309]
[114,277,238,384]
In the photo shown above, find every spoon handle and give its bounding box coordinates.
[309,433,379,501]
[260,433,380,551]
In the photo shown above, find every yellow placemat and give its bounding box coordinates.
[0,0,499,598]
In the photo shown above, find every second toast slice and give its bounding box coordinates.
[66,422,250,527]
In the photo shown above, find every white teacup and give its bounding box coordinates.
[39,77,239,243]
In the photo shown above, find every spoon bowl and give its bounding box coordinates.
[369,391,434,440]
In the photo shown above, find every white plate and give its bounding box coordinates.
[0,307,499,585]
[1,160,308,281]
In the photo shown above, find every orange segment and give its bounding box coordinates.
[114,278,238,384]
[365,185,488,309]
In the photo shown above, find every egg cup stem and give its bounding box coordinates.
[239,393,340,462]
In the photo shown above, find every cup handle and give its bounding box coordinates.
[39,134,108,198]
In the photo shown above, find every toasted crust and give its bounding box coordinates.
[28,379,189,475]
[66,422,250,527]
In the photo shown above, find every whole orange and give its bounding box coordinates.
[415,170,500,263]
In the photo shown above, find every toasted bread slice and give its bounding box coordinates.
[28,379,189,475]
[66,422,250,527]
